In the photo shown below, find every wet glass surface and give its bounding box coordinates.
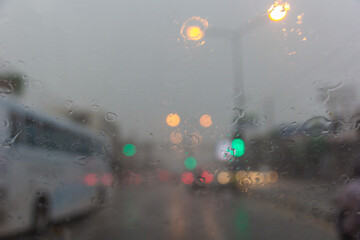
[0,0,359,239]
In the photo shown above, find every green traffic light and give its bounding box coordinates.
[231,138,245,157]
[123,144,136,157]
[184,156,197,170]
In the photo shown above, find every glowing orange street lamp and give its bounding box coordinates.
[199,114,213,128]
[180,16,208,42]
[166,113,181,127]
[186,26,204,41]
[268,2,290,21]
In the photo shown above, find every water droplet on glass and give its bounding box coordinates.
[17,60,25,67]
[302,116,332,137]
[74,156,88,166]
[91,105,99,112]
[230,107,245,125]
[2,61,10,69]
[1,118,8,128]
[252,115,267,127]
[65,100,73,109]
[105,112,117,122]
[350,113,360,130]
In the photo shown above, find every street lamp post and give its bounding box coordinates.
[181,2,290,109]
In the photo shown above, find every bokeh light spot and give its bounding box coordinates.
[217,171,230,185]
[248,171,265,185]
[236,170,247,181]
[166,113,180,127]
[184,156,197,170]
[180,16,209,47]
[123,144,136,156]
[186,26,204,41]
[231,138,245,157]
[170,131,183,144]
[84,174,97,186]
[268,2,290,21]
[181,171,194,185]
[199,114,213,128]
[201,170,214,184]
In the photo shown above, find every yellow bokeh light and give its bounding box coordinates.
[170,131,183,144]
[264,170,279,183]
[199,114,213,128]
[186,26,204,41]
[268,2,290,21]
[217,171,230,185]
[180,16,209,43]
[248,171,265,185]
[236,170,247,181]
[166,113,181,127]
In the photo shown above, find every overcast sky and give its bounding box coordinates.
[0,0,359,141]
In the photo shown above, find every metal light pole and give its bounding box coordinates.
[181,2,290,109]
[207,11,284,109]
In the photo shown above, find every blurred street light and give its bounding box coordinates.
[206,1,290,110]
[268,2,290,21]
[186,26,204,41]
[166,113,181,127]
[180,16,209,44]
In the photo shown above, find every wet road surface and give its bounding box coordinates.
[73,184,337,240]
[1,184,338,240]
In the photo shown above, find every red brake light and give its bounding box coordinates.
[181,172,194,185]
[201,170,214,184]
[84,174,98,186]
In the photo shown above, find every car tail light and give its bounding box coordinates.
[201,170,214,184]
[181,171,194,185]
[84,174,98,186]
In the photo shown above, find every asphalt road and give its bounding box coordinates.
[68,184,337,240]
[2,183,338,240]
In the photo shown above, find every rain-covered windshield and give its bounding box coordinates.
[0,0,359,239]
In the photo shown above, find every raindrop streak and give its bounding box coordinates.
[317,81,345,108]
[230,107,245,126]
[3,130,22,148]
[105,112,117,122]
[350,113,360,130]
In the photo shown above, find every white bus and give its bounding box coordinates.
[0,97,113,236]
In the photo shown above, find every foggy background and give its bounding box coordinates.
[0,0,358,141]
